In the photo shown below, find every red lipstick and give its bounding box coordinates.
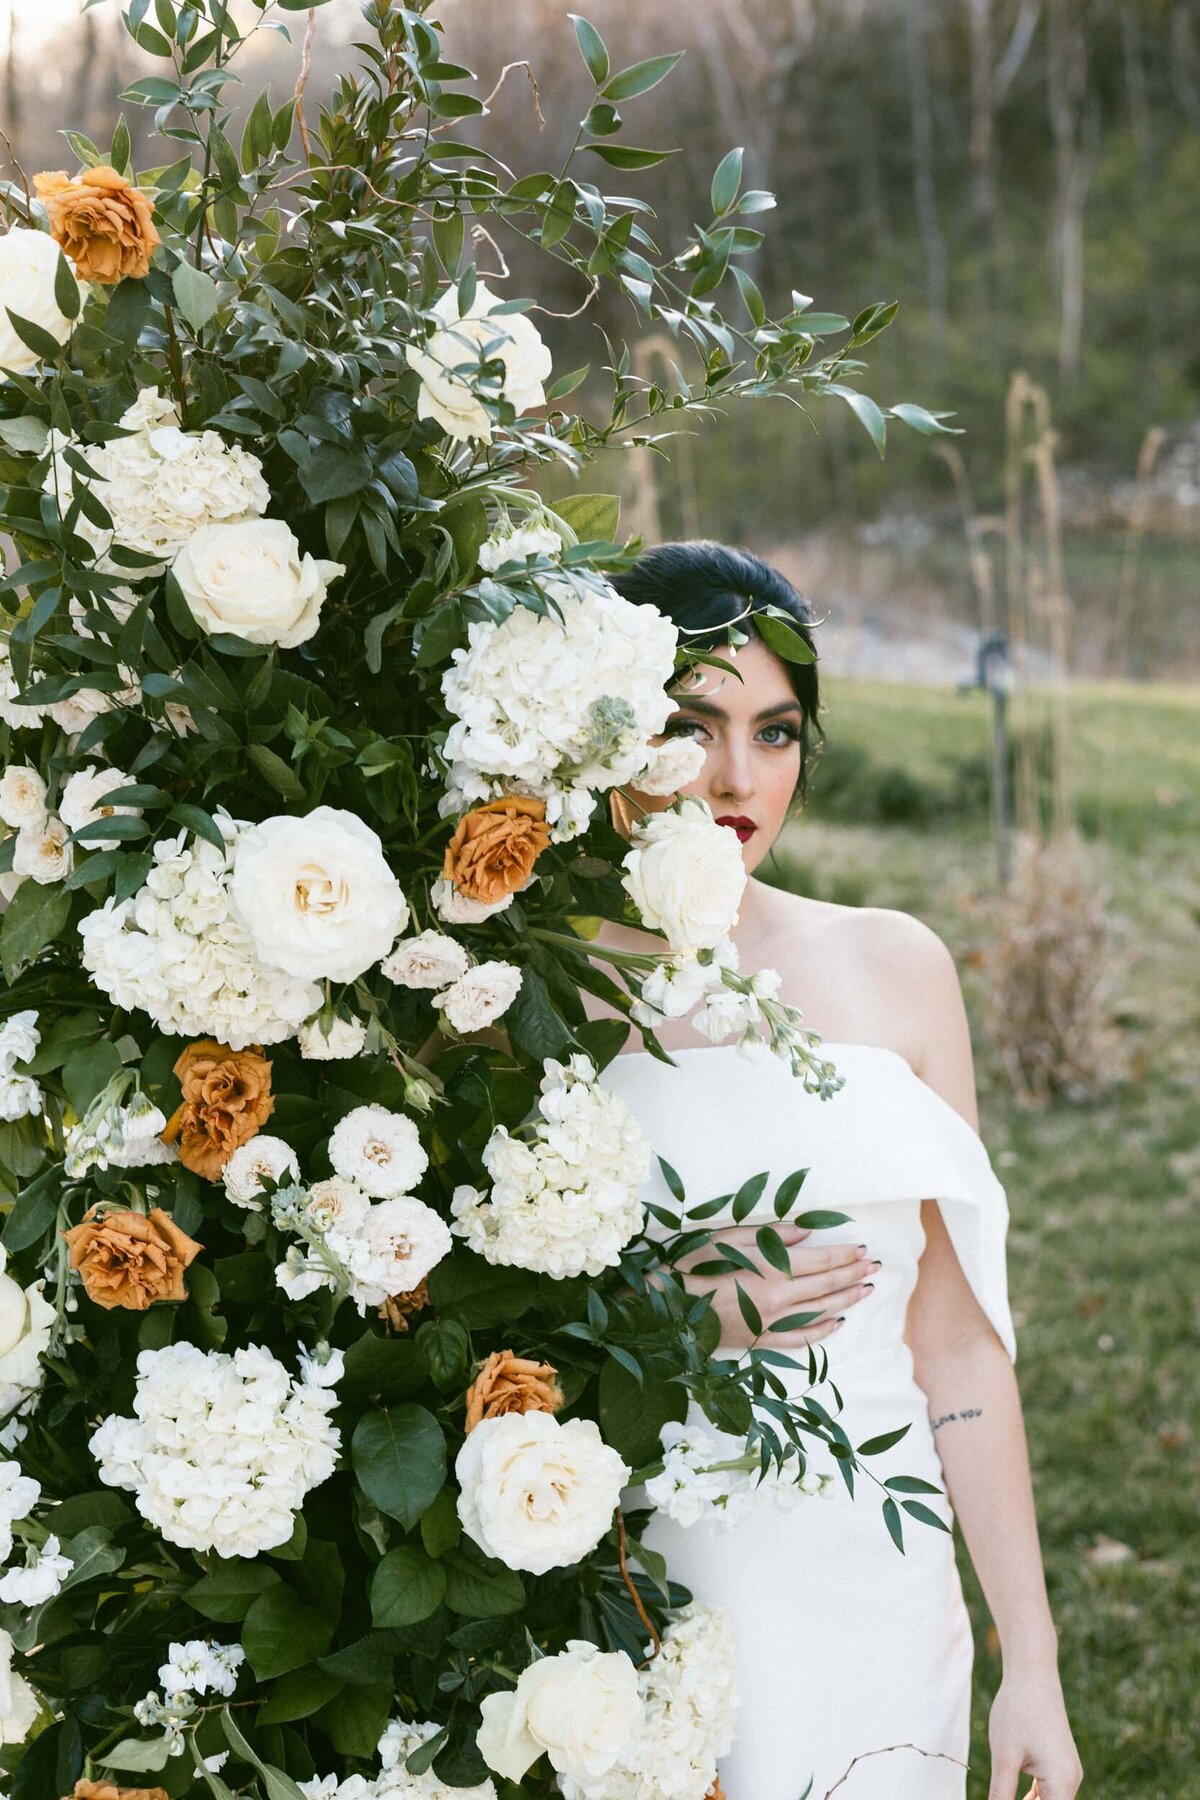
[716,814,757,843]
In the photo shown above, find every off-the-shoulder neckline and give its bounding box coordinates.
[602,1040,989,1153]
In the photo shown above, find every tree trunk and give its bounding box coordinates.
[1046,0,1094,380]
[966,0,997,229]
[903,0,948,359]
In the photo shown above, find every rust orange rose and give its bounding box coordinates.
[378,1278,430,1336]
[161,1039,274,1181]
[69,1782,170,1800]
[62,1205,201,1312]
[464,1349,564,1434]
[34,165,161,285]
[442,796,551,908]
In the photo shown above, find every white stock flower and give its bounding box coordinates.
[380,929,469,990]
[223,1135,300,1210]
[42,387,271,575]
[645,1409,832,1533]
[0,1013,39,1075]
[629,955,716,1026]
[455,1411,629,1576]
[327,1105,428,1200]
[0,1626,40,1745]
[0,1533,72,1604]
[0,1076,42,1124]
[436,961,523,1033]
[59,764,138,852]
[429,874,512,925]
[477,518,563,571]
[230,806,408,983]
[556,1603,739,1800]
[477,1641,644,1785]
[159,1638,245,1700]
[298,1014,368,1060]
[407,281,552,443]
[378,1717,498,1798]
[12,815,72,884]
[89,1341,341,1557]
[0,227,78,374]
[0,767,46,832]
[634,734,706,797]
[439,580,679,841]
[620,796,746,952]
[450,1055,649,1279]
[79,815,322,1049]
[172,517,344,647]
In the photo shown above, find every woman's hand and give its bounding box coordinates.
[674,1224,878,1349]
[987,1663,1083,1800]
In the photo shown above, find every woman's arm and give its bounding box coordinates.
[894,916,1082,1800]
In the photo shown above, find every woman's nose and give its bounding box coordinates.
[710,742,755,803]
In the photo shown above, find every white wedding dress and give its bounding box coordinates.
[598,1039,1017,1800]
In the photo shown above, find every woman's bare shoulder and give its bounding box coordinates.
[760,885,952,972]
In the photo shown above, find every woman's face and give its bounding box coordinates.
[617,634,805,874]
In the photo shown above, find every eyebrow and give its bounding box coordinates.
[667,696,804,721]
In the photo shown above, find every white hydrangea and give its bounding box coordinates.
[644,1409,833,1533]
[158,1638,244,1700]
[42,386,270,576]
[0,1460,40,1564]
[89,1341,341,1557]
[58,764,138,853]
[223,1134,301,1211]
[380,930,469,990]
[477,517,564,572]
[274,1177,451,1313]
[438,577,680,841]
[78,812,321,1050]
[298,1015,368,1060]
[0,767,46,831]
[450,1055,649,1278]
[0,1009,40,1129]
[12,815,72,884]
[0,1533,72,1605]
[328,1105,428,1200]
[436,962,523,1034]
[556,1604,739,1800]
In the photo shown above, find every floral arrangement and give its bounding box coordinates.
[0,2,955,1795]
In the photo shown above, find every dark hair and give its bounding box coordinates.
[609,539,822,801]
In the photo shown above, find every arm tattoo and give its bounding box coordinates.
[931,1406,983,1432]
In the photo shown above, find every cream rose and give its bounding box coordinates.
[406,280,552,443]
[477,1641,644,1784]
[171,518,344,647]
[380,929,469,990]
[634,733,706,797]
[0,1255,55,1420]
[0,227,79,376]
[0,1627,40,1745]
[436,961,523,1033]
[12,815,72,884]
[0,766,47,831]
[229,805,409,982]
[59,764,138,852]
[455,1410,629,1575]
[620,795,747,952]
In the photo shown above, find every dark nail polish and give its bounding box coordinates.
[863,1282,875,1292]
[836,1315,846,1323]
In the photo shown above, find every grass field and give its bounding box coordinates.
[771,679,1200,1800]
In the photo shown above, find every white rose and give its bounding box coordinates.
[0,1627,40,1745]
[46,686,117,736]
[0,227,78,376]
[477,1641,644,1784]
[172,518,344,648]
[380,929,469,990]
[59,764,137,852]
[298,1014,368,1060]
[620,796,747,952]
[634,734,707,797]
[0,766,46,831]
[327,1104,428,1200]
[406,281,552,443]
[0,1278,54,1417]
[455,1411,629,1575]
[436,961,523,1033]
[223,1135,300,1210]
[0,1268,29,1362]
[11,815,72,884]
[229,806,409,982]
[430,873,512,924]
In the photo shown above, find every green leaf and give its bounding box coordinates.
[884,1475,943,1495]
[351,1406,447,1529]
[370,1543,447,1627]
[99,1736,171,1772]
[58,1524,125,1591]
[419,1487,462,1559]
[792,1209,852,1230]
[731,1170,769,1223]
[882,1495,906,1553]
[570,13,609,84]
[103,278,151,345]
[502,966,568,1060]
[901,1499,952,1532]
[53,254,80,322]
[0,880,71,982]
[187,1562,282,1624]
[298,443,372,504]
[768,1310,824,1333]
[312,1682,393,1758]
[1,1167,60,1253]
[599,1356,687,1468]
[172,260,220,331]
[247,743,305,802]
[339,1331,428,1408]
[753,607,815,666]
[62,1039,123,1113]
[755,1224,794,1274]
[0,416,49,454]
[110,113,132,175]
[584,144,676,170]
[601,53,682,102]
[219,1710,308,1800]
[2,309,68,365]
[256,1664,342,1725]
[711,146,744,218]
[550,491,620,544]
[828,382,887,456]
[426,1251,536,1329]
[442,1548,524,1617]
[857,1425,912,1456]
[734,1281,763,1336]
[169,803,226,851]
[242,1583,333,1680]
[888,401,962,437]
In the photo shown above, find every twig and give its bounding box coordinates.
[469,222,510,280]
[481,59,545,127]
[294,8,319,162]
[613,1506,661,1657]
[530,275,601,321]
[822,1741,969,1797]
[0,128,31,210]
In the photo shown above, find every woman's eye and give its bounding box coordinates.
[758,723,800,747]
[662,716,707,740]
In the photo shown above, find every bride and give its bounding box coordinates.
[583,542,1083,1800]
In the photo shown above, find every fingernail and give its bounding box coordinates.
[836,1314,846,1323]
[856,1243,868,1253]
[870,1260,882,1272]
[862,1282,874,1293]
